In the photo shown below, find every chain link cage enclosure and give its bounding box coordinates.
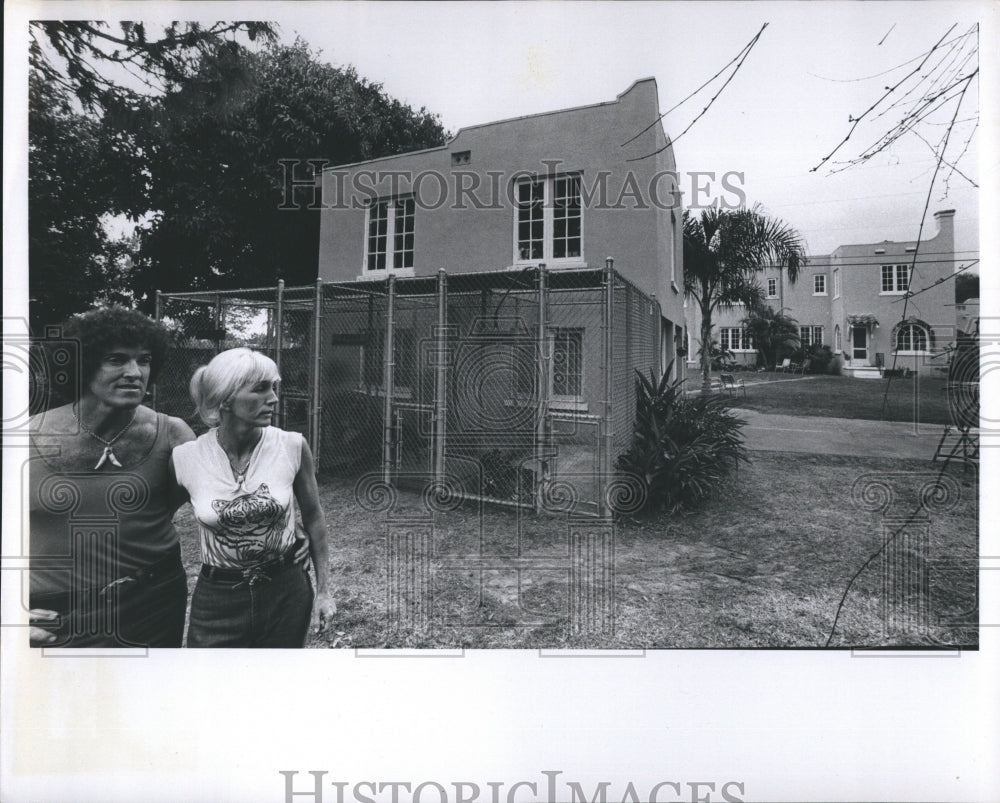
[154,266,663,517]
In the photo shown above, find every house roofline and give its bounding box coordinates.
[320,77,661,174]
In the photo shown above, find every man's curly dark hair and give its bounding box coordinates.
[61,306,171,390]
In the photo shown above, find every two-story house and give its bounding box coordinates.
[312,79,685,511]
[317,77,685,379]
[686,209,958,376]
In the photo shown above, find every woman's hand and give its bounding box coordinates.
[310,591,337,636]
[29,609,61,646]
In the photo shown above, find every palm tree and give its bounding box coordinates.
[743,306,800,369]
[684,205,807,395]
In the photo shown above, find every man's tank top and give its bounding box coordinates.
[29,412,181,596]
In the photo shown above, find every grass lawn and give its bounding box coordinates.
[174,452,978,649]
[712,373,957,426]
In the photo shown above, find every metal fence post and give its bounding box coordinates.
[434,269,448,484]
[535,263,549,514]
[153,290,162,410]
[382,274,397,485]
[275,279,285,427]
[601,258,615,519]
[275,279,285,369]
[214,292,223,354]
[311,279,322,460]
[650,293,661,379]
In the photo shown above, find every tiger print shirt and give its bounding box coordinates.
[172,427,304,568]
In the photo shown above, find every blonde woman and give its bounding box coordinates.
[170,348,334,647]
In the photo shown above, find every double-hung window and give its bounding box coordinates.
[719,327,753,352]
[813,274,827,295]
[514,174,582,264]
[895,323,929,354]
[799,326,824,347]
[551,329,583,400]
[365,196,414,273]
[881,264,909,294]
[363,328,415,397]
[833,269,841,299]
[767,278,778,298]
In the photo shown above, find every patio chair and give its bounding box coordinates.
[776,357,794,373]
[719,373,746,398]
[795,358,812,375]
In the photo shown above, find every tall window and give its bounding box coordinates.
[767,278,777,298]
[366,197,414,272]
[552,329,583,399]
[719,327,753,351]
[833,269,840,299]
[515,175,582,263]
[813,274,827,295]
[895,323,929,353]
[799,326,824,347]
[881,264,910,293]
[834,325,842,353]
[364,328,415,395]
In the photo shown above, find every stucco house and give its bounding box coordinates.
[311,79,685,511]
[686,209,959,376]
[317,77,685,376]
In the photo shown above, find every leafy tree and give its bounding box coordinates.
[28,21,277,330]
[28,31,447,328]
[742,306,800,368]
[955,272,979,304]
[684,206,807,395]
[29,21,275,114]
[28,76,143,330]
[134,40,447,300]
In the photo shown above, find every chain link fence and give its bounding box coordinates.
[155,266,662,517]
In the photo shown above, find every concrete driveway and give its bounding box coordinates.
[734,408,954,460]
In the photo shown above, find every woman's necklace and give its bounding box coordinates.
[216,429,260,486]
[75,407,138,470]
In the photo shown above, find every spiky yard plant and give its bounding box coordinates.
[616,366,749,516]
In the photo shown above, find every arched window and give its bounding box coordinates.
[834,324,842,353]
[894,322,930,353]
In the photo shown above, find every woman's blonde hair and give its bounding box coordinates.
[190,348,280,426]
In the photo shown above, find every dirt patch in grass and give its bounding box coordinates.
[723,374,957,426]
[174,453,978,649]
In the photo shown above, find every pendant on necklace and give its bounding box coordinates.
[94,445,123,470]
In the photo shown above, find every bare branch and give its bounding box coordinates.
[811,24,958,172]
[910,128,978,188]
[621,23,767,148]
[627,24,769,162]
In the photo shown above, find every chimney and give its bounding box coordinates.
[933,209,955,245]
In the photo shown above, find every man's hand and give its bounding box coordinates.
[29,609,61,646]
[292,533,312,571]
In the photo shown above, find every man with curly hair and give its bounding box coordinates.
[28,306,197,647]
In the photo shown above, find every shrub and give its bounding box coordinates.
[702,340,736,370]
[616,367,749,516]
[807,344,834,374]
[791,343,834,374]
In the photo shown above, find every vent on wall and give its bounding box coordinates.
[875,249,886,254]
[451,150,471,166]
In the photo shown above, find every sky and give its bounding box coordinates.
[256,1,987,261]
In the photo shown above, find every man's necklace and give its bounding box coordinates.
[75,408,138,469]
